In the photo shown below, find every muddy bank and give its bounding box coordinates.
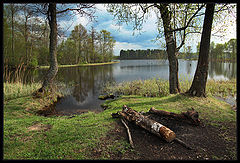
[36,95,104,116]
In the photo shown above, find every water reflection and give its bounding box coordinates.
[54,65,114,113]
[4,59,236,113]
[208,61,236,80]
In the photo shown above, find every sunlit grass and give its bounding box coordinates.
[103,77,236,98]
[4,82,41,101]
[39,61,120,69]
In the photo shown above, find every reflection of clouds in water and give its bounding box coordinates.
[55,94,103,113]
[207,74,229,81]
[52,59,236,113]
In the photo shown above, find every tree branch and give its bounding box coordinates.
[168,4,205,33]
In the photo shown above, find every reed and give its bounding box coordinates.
[3,60,41,101]
[103,77,236,98]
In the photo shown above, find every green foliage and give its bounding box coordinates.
[28,55,38,68]
[3,4,116,68]
[203,39,236,62]
[56,25,116,65]
[120,49,167,60]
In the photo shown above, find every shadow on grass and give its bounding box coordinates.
[118,94,190,109]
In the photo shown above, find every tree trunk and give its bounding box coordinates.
[119,105,176,142]
[159,4,180,94]
[186,3,215,97]
[10,4,15,65]
[39,3,58,92]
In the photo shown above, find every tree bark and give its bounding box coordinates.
[119,105,176,142]
[39,3,58,92]
[149,107,200,126]
[158,4,180,94]
[186,3,215,97]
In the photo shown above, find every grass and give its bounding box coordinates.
[4,82,41,101]
[4,81,236,159]
[3,73,236,159]
[39,61,120,69]
[3,82,130,159]
[102,77,236,98]
[104,94,236,126]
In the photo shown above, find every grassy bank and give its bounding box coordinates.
[39,61,120,69]
[103,78,236,98]
[3,82,128,159]
[3,79,236,159]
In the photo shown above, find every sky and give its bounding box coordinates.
[58,4,237,56]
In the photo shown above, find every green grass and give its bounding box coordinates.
[4,82,42,101]
[3,82,129,159]
[103,77,236,98]
[3,79,236,159]
[39,61,120,69]
[104,94,236,126]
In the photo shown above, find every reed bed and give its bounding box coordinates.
[103,77,236,98]
[3,61,41,101]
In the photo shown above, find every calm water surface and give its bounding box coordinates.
[12,59,237,113]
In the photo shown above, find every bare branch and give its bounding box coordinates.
[168,4,205,33]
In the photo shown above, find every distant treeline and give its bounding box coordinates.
[120,49,167,60]
[119,38,236,62]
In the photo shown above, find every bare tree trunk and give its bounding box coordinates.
[158,4,180,94]
[39,3,58,92]
[186,3,215,97]
[10,4,15,65]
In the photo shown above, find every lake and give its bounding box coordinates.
[9,59,237,114]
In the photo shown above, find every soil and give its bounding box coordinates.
[91,113,237,160]
[37,96,237,160]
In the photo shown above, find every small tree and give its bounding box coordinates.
[38,3,96,92]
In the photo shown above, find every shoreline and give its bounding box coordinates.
[38,61,120,69]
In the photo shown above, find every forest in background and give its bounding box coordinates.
[119,38,236,61]
[3,4,116,68]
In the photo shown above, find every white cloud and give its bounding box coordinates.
[114,42,142,55]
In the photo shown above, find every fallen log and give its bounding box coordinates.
[119,105,176,142]
[149,107,200,126]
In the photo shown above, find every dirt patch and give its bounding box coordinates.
[27,123,52,132]
[91,113,237,160]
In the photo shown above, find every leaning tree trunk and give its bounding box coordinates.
[39,3,58,92]
[186,3,215,97]
[159,4,180,94]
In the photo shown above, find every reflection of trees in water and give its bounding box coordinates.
[208,61,236,79]
[5,68,40,84]
[54,65,114,103]
[186,60,194,75]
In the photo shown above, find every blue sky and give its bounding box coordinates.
[58,4,236,56]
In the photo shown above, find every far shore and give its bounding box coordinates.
[39,61,120,69]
